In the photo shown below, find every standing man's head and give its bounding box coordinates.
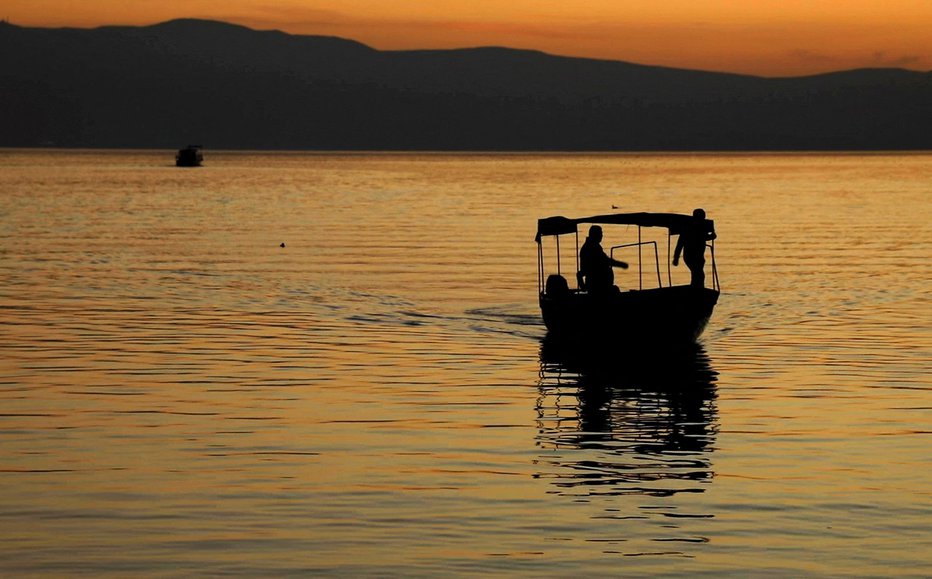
[588,225,603,242]
[692,208,706,220]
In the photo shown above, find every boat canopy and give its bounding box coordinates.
[536,212,713,241]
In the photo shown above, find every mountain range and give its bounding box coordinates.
[1,18,930,150]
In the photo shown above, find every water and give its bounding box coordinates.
[1,149,929,576]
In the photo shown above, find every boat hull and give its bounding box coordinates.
[540,285,719,343]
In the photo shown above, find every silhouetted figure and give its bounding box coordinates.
[579,225,628,293]
[673,208,716,288]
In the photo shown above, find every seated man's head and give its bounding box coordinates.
[588,225,603,241]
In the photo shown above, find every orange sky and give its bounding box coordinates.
[4,0,931,76]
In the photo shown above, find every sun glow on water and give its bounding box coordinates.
[0,150,929,574]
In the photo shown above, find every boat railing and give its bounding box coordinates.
[611,241,662,291]
[709,240,720,291]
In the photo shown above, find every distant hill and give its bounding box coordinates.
[1,18,930,150]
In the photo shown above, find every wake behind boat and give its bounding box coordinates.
[536,211,720,344]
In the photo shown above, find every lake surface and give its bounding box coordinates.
[1,150,929,576]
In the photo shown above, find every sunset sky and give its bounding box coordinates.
[5,0,932,76]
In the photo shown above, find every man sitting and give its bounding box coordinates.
[579,225,628,293]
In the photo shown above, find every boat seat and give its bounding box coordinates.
[576,271,586,291]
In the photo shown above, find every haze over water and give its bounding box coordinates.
[1,150,929,575]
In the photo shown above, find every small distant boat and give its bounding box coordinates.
[175,145,203,167]
[536,212,720,344]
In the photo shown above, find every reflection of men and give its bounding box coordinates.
[673,208,717,288]
[580,225,628,293]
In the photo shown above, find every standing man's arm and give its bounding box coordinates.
[672,235,685,266]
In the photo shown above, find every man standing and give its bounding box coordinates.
[673,208,717,288]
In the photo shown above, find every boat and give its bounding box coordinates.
[535,211,720,344]
[175,145,203,167]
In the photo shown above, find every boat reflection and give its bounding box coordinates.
[535,337,719,498]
